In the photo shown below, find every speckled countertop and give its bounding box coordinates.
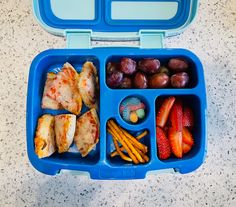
[0,0,235,206]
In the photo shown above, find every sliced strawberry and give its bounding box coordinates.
[156,96,175,128]
[163,126,169,134]
[170,99,183,132]
[182,127,194,146]
[168,127,182,158]
[156,126,171,160]
[182,142,192,154]
[183,106,194,127]
[166,117,172,127]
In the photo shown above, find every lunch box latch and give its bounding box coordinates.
[65,30,164,49]
[139,31,164,49]
[66,30,92,49]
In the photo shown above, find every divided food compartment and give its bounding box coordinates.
[27,48,207,179]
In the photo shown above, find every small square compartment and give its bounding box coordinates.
[155,95,204,162]
[118,95,150,126]
[106,120,151,166]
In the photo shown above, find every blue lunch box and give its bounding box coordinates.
[27,0,207,179]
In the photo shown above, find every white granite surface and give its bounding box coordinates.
[0,0,235,206]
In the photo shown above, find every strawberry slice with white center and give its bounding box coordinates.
[182,142,192,154]
[156,96,175,128]
[168,127,183,158]
[182,127,194,146]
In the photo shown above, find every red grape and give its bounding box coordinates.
[120,77,132,89]
[171,72,189,88]
[107,71,123,88]
[149,73,170,88]
[168,58,189,72]
[120,58,137,75]
[106,62,118,75]
[134,72,148,89]
[138,58,160,74]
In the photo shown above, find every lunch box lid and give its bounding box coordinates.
[33,0,199,48]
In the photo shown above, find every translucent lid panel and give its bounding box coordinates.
[111,1,178,20]
[51,0,96,20]
[34,0,198,33]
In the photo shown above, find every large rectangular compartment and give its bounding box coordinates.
[27,48,207,179]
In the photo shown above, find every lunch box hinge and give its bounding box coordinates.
[66,30,92,49]
[139,31,164,49]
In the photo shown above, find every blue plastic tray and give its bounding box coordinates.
[27,48,207,179]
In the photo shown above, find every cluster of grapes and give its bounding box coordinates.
[106,58,190,89]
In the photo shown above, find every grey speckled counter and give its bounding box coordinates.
[0,0,235,206]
